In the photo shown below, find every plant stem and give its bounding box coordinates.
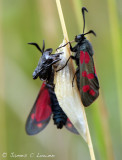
[55,0,96,160]
[56,0,69,42]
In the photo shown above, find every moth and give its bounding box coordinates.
[26,40,78,135]
[57,7,99,107]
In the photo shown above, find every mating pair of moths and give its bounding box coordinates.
[26,7,99,135]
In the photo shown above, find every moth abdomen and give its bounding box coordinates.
[47,85,67,129]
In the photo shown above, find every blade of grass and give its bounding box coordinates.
[0,0,6,153]
[71,0,83,31]
[107,0,122,133]
[96,96,115,160]
[55,0,96,159]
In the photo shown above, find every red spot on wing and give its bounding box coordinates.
[89,89,95,96]
[67,118,70,122]
[35,83,52,122]
[87,73,94,79]
[80,51,84,64]
[80,51,90,64]
[82,85,96,96]
[66,118,72,128]
[31,113,35,120]
[82,85,90,92]
[65,118,79,134]
[94,66,98,76]
[37,123,43,128]
[82,71,87,77]
[67,123,72,128]
[84,52,90,64]
[82,71,94,79]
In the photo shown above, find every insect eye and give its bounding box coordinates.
[77,35,82,39]
[44,56,53,64]
[45,48,53,54]
[48,58,53,63]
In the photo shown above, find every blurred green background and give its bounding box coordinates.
[0,0,122,160]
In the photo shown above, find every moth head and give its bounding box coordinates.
[28,40,54,80]
[75,34,85,42]
[44,48,53,55]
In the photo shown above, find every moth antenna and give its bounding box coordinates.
[42,40,45,53]
[84,30,96,37]
[82,7,88,34]
[28,43,42,53]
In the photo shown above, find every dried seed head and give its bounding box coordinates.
[54,40,87,141]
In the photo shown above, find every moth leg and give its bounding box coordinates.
[69,43,78,52]
[56,55,75,72]
[47,58,61,67]
[56,42,70,50]
[72,68,79,87]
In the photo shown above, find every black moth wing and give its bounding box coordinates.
[26,83,52,135]
[79,50,99,107]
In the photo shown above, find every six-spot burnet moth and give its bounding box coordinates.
[26,41,78,135]
[56,7,99,107]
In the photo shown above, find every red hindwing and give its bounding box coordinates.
[26,83,52,135]
[26,84,79,135]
